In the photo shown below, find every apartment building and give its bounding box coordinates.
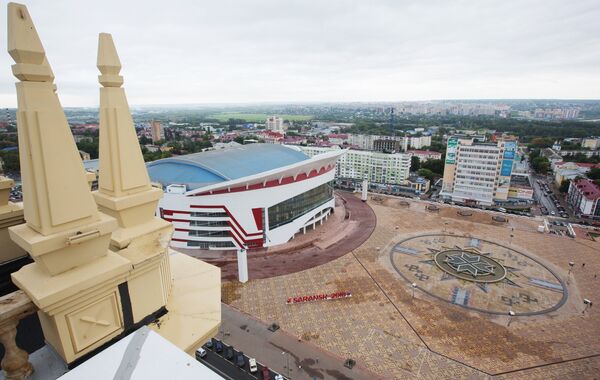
[297,145,411,185]
[567,179,600,218]
[151,120,164,143]
[266,116,285,132]
[441,136,518,206]
[581,137,600,150]
[346,133,430,151]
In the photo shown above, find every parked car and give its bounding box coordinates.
[205,340,213,349]
[195,347,206,359]
[274,375,284,380]
[261,367,271,380]
[235,352,246,368]
[215,341,223,353]
[225,346,234,360]
[249,358,258,373]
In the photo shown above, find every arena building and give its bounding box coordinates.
[146,144,345,250]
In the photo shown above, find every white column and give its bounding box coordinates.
[361,179,368,202]
[237,249,248,283]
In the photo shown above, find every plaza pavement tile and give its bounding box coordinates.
[223,195,600,379]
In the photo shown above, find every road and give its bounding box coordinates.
[217,303,377,380]
[199,348,260,380]
[531,174,559,215]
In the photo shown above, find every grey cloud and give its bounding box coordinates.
[0,0,599,107]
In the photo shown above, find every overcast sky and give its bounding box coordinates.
[1,0,600,107]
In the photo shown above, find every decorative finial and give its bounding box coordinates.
[7,3,54,82]
[97,33,123,87]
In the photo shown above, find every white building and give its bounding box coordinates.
[408,150,442,162]
[408,134,432,149]
[346,133,431,151]
[265,116,285,132]
[441,136,518,206]
[298,145,411,185]
[147,144,343,250]
[567,179,600,218]
[582,137,600,150]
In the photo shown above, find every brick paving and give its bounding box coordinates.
[223,194,600,379]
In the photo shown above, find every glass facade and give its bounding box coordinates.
[268,183,333,229]
[191,211,228,217]
[189,230,231,238]
[190,220,229,227]
[186,241,235,248]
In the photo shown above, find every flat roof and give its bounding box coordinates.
[59,327,222,380]
[147,143,309,189]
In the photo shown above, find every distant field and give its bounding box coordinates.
[207,113,313,122]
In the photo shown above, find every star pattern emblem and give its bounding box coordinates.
[445,252,495,277]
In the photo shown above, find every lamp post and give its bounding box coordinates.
[583,299,593,315]
[411,283,417,298]
[567,261,575,284]
[507,310,515,326]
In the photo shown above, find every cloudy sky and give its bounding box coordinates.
[1,0,599,107]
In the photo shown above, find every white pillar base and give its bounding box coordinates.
[237,249,248,283]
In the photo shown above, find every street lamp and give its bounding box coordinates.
[507,310,515,326]
[282,351,290,377]
[411,283,417,298]
[583,299,593,315]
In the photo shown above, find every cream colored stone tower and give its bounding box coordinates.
[7,2,132,363]
[93,32,173,324]
[5,3,220,368]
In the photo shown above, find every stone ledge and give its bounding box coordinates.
[151,251,221,355]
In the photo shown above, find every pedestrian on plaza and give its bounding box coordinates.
[582,263,586,269]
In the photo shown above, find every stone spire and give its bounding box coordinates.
[7,2,118,275]
[93,33,168,249]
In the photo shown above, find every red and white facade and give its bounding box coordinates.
[158,150,344,250]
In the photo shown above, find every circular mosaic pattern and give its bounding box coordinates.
[390,234,567,316]
[434,249,507,283]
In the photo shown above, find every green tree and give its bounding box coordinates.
[0,150,19,172]
[528,137,554,149]
[531,156,550,174]
[421,159,444,176]
[417,168,435,181]
[588,167,600,180]
[559,180,570,193]
[410,156,420,172]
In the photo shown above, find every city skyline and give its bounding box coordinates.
[1,0,600,107]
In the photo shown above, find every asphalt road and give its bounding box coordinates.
[531,175,559,215]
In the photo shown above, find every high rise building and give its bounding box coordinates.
[151,120,164,143]
[266,116,284,132]
[441,136,518,206]
[298,146,411,185]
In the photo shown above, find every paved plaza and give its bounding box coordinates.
[222,194,600,379]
